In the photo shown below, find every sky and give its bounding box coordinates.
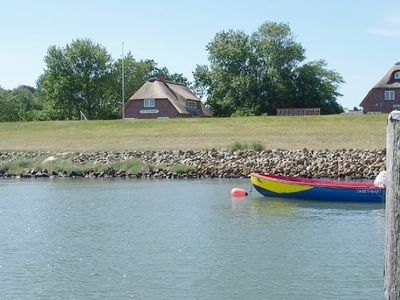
[0,0,399,109]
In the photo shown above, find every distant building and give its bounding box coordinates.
[341,107,363,115]
[124,78,211,119]
[360,62,400,113]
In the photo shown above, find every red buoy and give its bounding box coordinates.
[230,188,248,198]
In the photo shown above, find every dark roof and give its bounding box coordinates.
[128,78,211,116]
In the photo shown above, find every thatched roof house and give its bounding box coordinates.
[124,78,211,118]
[360,62,400,113]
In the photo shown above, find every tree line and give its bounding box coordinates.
[0,21,344,122]
[0,39,188,122]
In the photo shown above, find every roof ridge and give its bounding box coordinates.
[149,77,186,86]
[160,80,180,102]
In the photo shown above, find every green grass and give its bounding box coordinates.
[228,141,266,151]
[0,114,388,151]
[0,155,110,175]
[1,158,41,174]
[43,160,109,174]
[0,156,200,176]
[169,163,197,174]
[110,159,149,175]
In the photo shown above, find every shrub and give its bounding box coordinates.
[111,159,148,175]
[250,141,265,151]
[1,158,40,174]
[228,141,265,151]
[169,163,197,174]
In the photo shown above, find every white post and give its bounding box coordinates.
[121,42,125,119]
[385,110,400,299]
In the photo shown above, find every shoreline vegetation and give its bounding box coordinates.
[0,148,385,180]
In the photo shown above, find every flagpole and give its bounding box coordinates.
[121,42,125,119]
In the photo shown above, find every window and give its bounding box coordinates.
[395,71,400,80]
[385,90,395,100]
[186,100,197,110]
[144,98,155,107]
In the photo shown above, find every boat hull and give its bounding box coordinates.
[251,174,385,202]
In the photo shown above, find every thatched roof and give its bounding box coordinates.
[359,62,400,108]
[128,78,211,116]
[373,62,400,89]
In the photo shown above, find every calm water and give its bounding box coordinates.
[0,179,384,299]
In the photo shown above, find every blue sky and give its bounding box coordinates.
[0,0,399,108]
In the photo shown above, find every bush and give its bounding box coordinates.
[169,163,197,174]
[250,141,265,151]
[1,158,40,174]
[111,159,148,175]
[228,141,265,151]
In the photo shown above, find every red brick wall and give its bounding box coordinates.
[362,88,400,113]
[124,99,181,119]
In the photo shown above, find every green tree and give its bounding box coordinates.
[165,72,189,86]
[0,85,44,122]
[12,86,44,120]
[293,60,344,114]
[114,54,157,102]
[0,87,19,121]
[193,21,344,116]
[37,39,116,120]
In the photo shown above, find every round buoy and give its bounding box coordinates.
[230,188,248,197]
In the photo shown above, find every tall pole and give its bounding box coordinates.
[385,110,400,299]
[121,42,125,119]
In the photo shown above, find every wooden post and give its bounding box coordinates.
[385,110,400,299]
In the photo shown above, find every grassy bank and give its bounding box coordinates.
[0,114,387,151]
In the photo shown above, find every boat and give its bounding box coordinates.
[250,173,385,202]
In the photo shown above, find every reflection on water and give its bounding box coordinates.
[0,179,385,300]
[251,195,384,211]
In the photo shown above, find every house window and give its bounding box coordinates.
[186,100,197,110]
[385,90,395,100]
[395,71,400,80]
[144,98,155,107]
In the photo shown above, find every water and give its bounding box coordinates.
[0,179,384,299]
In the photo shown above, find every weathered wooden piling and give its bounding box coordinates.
[385,111,400,299]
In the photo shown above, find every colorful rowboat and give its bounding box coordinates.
[250,173,385,202]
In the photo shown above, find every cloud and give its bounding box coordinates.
[368,14,400,37]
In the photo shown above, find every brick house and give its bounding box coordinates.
[360,62,400,113]
[124,78,211,119]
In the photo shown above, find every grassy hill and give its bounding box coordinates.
[0,114,387,152]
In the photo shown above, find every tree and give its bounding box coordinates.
[293,60,344,114]
[0,86,43,122]
[114,54,156,102]
[37,39,116,120]
[0,87,19,121]
[193,21,344,116]
[12,86,44,120]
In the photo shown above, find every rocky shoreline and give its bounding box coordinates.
[0,149,386,180]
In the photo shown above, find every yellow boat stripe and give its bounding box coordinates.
[251,175,313,194]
